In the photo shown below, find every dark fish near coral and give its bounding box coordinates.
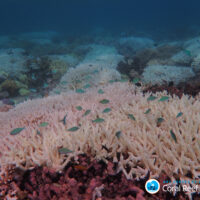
[144,108,151,114]
[60,114,67,125]
[76,89,85,93]
[157,117,164,124]
[115,131,121,139]
[176,112,183,118]
[67,126,79,132]
[147,95,157,101]
[10,127,25,135]
[98,89,104,94]
[128,114,136,121]
[170,129,177,143]
[39,122,49,127]
[58,147,73,154]
[83,84,91,89]
[99,99,110,104]
[159,96,169,102]
[36,130,41,135]
[92,117,105,123]
[102,108,111,113]
[83,109,91,116]
[76,106,82,111]
[184,49,191,57]
[132,78,140,84]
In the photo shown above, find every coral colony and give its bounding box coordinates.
[0,33,200,199]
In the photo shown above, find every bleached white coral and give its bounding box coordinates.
[142,65,195,85]
[80,44,124,69]
[51,44,123,94]
[1,82,200,199]
[51,64,121,93]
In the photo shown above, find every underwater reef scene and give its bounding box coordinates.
[1,0,200,200]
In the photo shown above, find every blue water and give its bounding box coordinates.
[0,0,200,39]
[0,0,200,102]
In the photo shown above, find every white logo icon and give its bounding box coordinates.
[145,179,160,194]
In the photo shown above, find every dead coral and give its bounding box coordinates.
[1,155,146,200]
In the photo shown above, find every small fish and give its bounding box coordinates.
[144,108,151,114]
[36,130,41,135]
[128,114,136,121]
[99,99,110,104]
[58,147,73,154]
[157,117,164,124]
[74,165,88,171]
[10,127,25,135]
[92,69,99,74]
[132,78,140,84]
[76,89,85,93]
[60,114,67,125]
[39,122,49,127]
[31,74,36,80]
[83,84,91,89]
[147,95,157,101]
[55,90,60,95]
[51,69,57,74]
[184,49,191,57]
[67,126,79,132]
[176,112,183,118]
[84,75,92,80]
[109,80,115,83]
[120,79,129,82]
[98,89,104,94]
[92,117,105,123]
[170,129,177,143]
[102,108,111,113]
[170,130,177,143]
[159,96,169,102]
[76,106,82,111]
[30,88,37,93]
[61,81,67,85]
[43,83,49,88]
[83,109,91,116]
[115,131,121,139]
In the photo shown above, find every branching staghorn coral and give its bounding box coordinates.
[0,82,200,198]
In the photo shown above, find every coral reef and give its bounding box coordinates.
[141,65,195,85]
[118,36,155,56]
[1,155,198,200]
[2,31,200,200]
[0,79,20,96]
[0,82,200,200]
[117,43,183,80]
[51,45,123,94]
[0,155,146,200]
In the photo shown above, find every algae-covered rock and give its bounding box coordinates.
[0,79,19,96]
[18,74,28,84]
[0,70,8,83]
[49,59,70,80]
[15,80,28,89]
[19,88,30,96]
